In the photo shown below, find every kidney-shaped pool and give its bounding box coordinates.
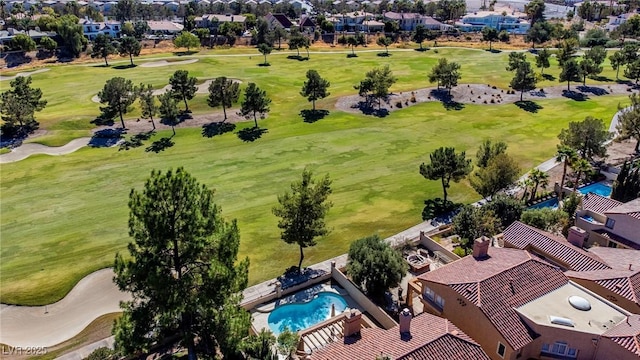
[267,292,348,335]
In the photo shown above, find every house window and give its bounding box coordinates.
[423,286,444,309]
[497,342,506,358]
[542,342,577,358]
[424,286,434,300]
[605,218,615,229]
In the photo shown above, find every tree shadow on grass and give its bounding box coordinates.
[515,100,543,113]
[562,90,588,101]
[541,74,556,81]
[237,127,268,142]
[113,64,138,70]
[300,109,330,123]
[421,198,461,221]
[347,53,358,58]
[590,75,614,82]
[173,51,198,56]
[576,85,609,96]
[145,136,175,153]
[377,52,391,57]
[257,63,271,67]
[415,48,428,52]
[202,121,236,138]
[352,101,390,117]
[616,79,633,85]
[287,55,309,61]
[89,128,123,147]
[429,89,464,111]
[485,49,502,53]
[119,131,155,150]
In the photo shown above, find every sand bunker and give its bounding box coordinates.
[140,59,199,67]
[0,137,91,163]
[0,68,50,81]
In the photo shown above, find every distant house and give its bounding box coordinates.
[147,20,184,35]
[383,12,451,31]
[79,18,122,40]
[606,12,640,31]
[456,7,530,34]
[265,13,293,29]
[194,14,247,31]
[289,0,313,13]
[299,15,316,32]
[574,194,640,249]
[326,12,375,32]
[0,28,57,45]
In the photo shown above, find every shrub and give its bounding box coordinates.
[453,247,466,257]
[84,347,116,360]
[395,101,403,108]
[410,95,416,103]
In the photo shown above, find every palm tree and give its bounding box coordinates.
[571,158,592,192]
[520,178,534,201]
[555,145,578,201]
[529,168,550,202]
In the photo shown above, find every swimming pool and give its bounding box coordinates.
[528,198,559,209]
[268,292,348,335]
[578,183,612,197]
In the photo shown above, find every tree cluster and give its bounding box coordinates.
[91,33,142,66]
[611,160,640,202]
[347,235,408,303]
[355,65,397,109]
[0,76,47,136]
[428,58,462,95]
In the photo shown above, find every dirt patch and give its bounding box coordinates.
[140,58,199,67]
[600,138,638,166]
[335,83,635,115]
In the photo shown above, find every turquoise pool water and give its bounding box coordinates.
[268,292,348,335]
[529,198,559,209]
[578,183,612,197]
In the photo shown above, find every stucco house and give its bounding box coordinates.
[456,8,530,34]
[410,240,636,360]
[194,14,246,31]
[383,12,451,31]
[79,18,121,40]
[574,194,640,249]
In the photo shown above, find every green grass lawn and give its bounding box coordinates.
[0,47,631,305]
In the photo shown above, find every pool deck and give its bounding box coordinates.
[240,220,437,308]
[251,283,362,334]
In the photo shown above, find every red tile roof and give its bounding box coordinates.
[566,269,640,304]
[311,312,489,360]
[588,247,640,270]
[419,247,569,350]
[606,198,640,220]
[581,193,622,214]
[502,221,611,271]
[602,315,640,357]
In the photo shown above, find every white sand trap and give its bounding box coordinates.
[0,269,131,347]
[140,58,199,67]
[0,68,50,81]
[0,137,91,163]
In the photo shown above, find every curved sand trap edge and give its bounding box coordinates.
[0,268,131,348]
[91,78,243,102]
[0,137,91,163]
[139,58,199,67]
[0,68,50,81]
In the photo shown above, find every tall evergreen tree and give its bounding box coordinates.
[169,70,197,112]
[612,161,640,202]
[207,77,240,121]
[419,147,472,202]
[300,70,331,111]
[559,58,582,91]
[91,33,117,66]
[118,36,141,66]
[0,76,47,134]
[617,93,640,153]
[510,60,537,101]
[239,82,271,128]
[137,83,157,130]
[113,168,251,359]
[272,169,332,272]
[558,116,612,159]
[97,77,137,129]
